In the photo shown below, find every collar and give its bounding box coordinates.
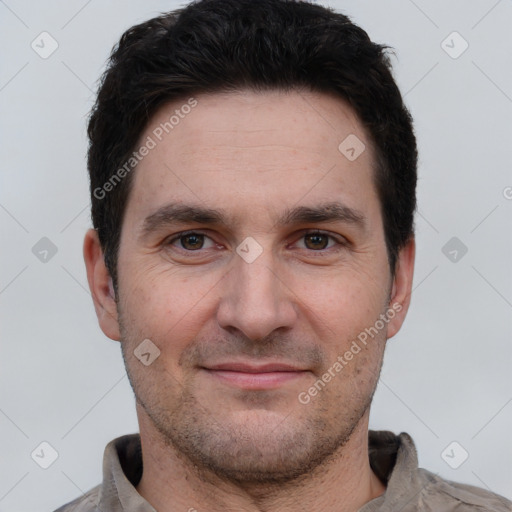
[97,429,413,511]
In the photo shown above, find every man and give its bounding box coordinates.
[56,0,512,510]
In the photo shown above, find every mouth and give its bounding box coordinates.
[200,362,310,390]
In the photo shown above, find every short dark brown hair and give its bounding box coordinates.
[87,0,417,289]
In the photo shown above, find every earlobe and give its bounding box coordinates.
[83,228,121,341]
[386,237,415,340]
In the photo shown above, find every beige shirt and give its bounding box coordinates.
[54,430,512,511]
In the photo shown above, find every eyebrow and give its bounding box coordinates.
[140,201,367,239]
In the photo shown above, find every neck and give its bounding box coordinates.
[135,405,386,512]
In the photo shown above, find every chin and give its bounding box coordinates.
[151,398,357,485]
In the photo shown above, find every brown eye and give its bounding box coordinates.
[304,233,330,250]
[178,233,204,250]
[167,232,215,251]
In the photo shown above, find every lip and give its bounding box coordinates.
[201,362,309,390]
[206,362,306,373]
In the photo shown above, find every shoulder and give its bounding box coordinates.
[53,484,102,512]
[367,431,512,512]
[417,468,512,511]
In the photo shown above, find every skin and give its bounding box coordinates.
[84,89,415,512]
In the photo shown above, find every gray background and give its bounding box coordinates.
[1,1,511,510]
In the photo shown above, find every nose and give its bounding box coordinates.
[216,247,298,341]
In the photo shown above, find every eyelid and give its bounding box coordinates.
[294,229,348,250]
[166,230,216,249]
[165,229,347,252]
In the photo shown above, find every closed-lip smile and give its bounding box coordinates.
[201,361,309,389]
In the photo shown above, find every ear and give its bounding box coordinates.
[386,237,415,340]
[83,228,121,341]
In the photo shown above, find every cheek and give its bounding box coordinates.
[332,341,386,400]
[119,266,218,357]
[297,271,385,329]
[121,262,189,318]
[296,277,389,383]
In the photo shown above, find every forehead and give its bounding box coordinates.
[124,89,381,233]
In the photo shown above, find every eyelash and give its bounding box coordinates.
[165,230,347,256]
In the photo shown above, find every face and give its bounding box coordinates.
[90,89,414,484]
